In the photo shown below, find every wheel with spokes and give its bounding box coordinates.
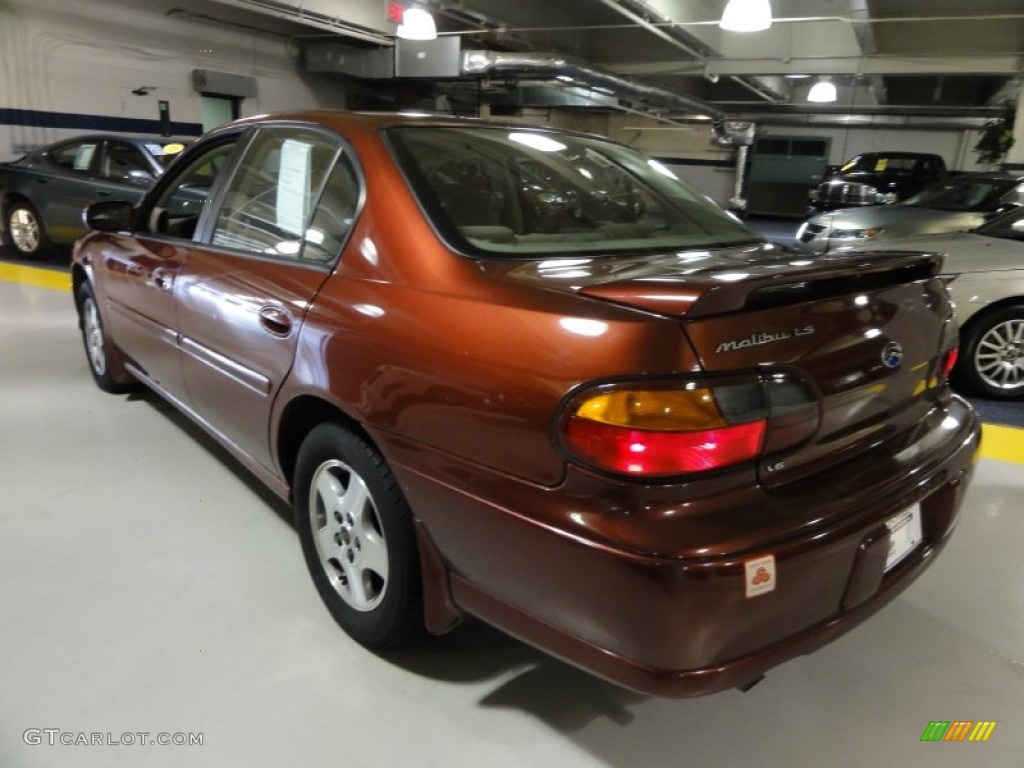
[959,305,1024,399]
[4,201,49,258]
[75,282,136,393]
[294,424,422,647]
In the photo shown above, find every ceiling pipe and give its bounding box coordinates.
[461,49,727,121]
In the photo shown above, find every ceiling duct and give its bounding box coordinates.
[461,50,727,122]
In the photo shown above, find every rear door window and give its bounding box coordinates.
[49,141,101,174]
[209,127,352,262]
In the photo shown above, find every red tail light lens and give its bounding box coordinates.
[565,416,765,475]
[560,373,818,479]
[942,346,959,380]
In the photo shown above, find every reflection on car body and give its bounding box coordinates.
[71,111,979,697]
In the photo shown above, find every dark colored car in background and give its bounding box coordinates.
[809,151,947,213]
[0,134,187,257]
[72,111,979,697]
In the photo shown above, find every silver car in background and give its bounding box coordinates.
[854,206,1024,399]
[796,173,1024,254]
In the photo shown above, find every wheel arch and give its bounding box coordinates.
[957,295,1024,341]
[276,394,376,491]
[276,393,463,635]
[71,263,89,305]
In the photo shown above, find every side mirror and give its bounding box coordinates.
[125,169,155,187]
[85,200,135,232]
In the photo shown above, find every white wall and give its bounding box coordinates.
[0,0,352,161]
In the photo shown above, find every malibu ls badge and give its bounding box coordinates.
[716,325,816,354]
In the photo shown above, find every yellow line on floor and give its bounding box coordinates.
[0,262,70,291]
[980,424,1023,465]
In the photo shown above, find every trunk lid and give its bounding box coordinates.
[497,244,952,486]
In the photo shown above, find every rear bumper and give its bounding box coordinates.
[381,396,981,697]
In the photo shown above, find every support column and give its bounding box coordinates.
[1002,85,1024,172]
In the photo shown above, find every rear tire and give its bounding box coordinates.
[4,201,49,258]
[294,423,423,648]
[958,305,1024,399]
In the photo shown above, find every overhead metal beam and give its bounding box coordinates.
[847,0,886,105]
[461,49,727,119]
[605,55,1024,77]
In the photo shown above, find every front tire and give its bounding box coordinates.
[4,201,49,258]
[958,305,1024,399]
[294,424,423,648]
[75,282,136,393]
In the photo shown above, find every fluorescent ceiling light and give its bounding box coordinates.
[719,0,772,32]
[397,8,436,40]
[807,77,837,103]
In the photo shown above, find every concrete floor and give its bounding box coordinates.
[1,277,1023,768]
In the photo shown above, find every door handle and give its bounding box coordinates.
[151,267,173,292]
[258,305,293,336]
[96,191,112,197]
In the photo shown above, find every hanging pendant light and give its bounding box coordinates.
[719,0,772,32]
[807,77,838,103]
[397,7,437,41]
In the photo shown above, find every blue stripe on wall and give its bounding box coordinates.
[0,108,203,137]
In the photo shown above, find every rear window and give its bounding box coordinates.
[840,154,923,176]
[387,126,758,257]
[904,177,1018,211]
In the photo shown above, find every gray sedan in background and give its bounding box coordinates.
[854,206,1024,399]
[0,135,187,257]
[796,172,1024,254]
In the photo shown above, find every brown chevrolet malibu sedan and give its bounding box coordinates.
[71,111,981,697]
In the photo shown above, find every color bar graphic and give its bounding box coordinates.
[920,721,996,742]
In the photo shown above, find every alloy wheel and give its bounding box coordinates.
[974,317,1024,392]
[10,207,40,254]
[82,297,107,376]
[308,459,389,612]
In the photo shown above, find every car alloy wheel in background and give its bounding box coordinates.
[963,307,1024,398]
[6,202,47,257]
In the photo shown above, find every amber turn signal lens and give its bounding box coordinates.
[573,389,726,431]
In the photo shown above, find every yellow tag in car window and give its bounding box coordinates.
[164,143,186,155]
[874,158,888,171]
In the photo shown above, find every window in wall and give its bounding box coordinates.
[201,95,239,132]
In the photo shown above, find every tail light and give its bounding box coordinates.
[939,318,960,381]
[559,372,819,479]
[941,346,959,380]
